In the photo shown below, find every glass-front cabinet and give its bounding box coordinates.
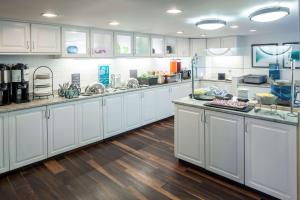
[114,32,133,57]
[165,36,177,57]
[91,29,113,57]
[62,27,90,57]
[134,33,150,56]
[151,35,164,57]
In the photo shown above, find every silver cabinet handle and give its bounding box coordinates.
[48,109,51,119]
[32,41,35,50]
[26,41,30,49]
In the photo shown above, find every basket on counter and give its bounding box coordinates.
[137,77,158,86]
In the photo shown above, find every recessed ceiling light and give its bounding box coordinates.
[196,19,226,30]
[249,7,290,22]
[230,25,239,29]
[201,34,207,37]
[249,29,257,32]
[109,21,120,26]
[166,9,182,14]
[41,12,57,18]
[177,31,183,34]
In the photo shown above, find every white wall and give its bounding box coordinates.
[205,32,300,80]
[0,55,191,91]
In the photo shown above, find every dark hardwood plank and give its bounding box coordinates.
[0,117,277,200]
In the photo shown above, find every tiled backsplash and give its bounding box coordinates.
[0,56,191,92]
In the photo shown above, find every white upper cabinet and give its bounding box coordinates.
[221,37,238,49]
[245,118,297,200]
[91,29,113,57]
[0,114,8,174]
[206,38,221,49]
[151,35,164,57]
[134,33,150,57]
[114,32,133,57]
[9,107,47,170]
[31,24,61,53]
[177,38,190,57]
[62,26,90,57]
[205,111,244,184]
[165,37,177,57]
[0,21,30,53]
[190,39,206,56]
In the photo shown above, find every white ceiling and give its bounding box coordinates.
[0,0,298,38]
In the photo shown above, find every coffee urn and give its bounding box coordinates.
[0,64,11,106]
[11,63,30,103]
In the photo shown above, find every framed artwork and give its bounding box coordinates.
[251,43,278,68]
[282,42,300,69]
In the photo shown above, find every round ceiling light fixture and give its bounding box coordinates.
[249,7,290,22]
[166,9,182,14]
[196,19,226,30]
[41,12,58,18]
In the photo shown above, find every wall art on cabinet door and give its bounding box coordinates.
[251,43,278,68]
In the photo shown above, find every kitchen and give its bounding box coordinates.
[0,0,299,200]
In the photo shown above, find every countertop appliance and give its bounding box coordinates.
[11,63,30,103]
[218,73,226,80]
[181,70,191,80]
[243,74,267,84]
[111,74,122,88]
[0,64,11,106]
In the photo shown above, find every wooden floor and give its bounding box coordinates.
[0,118,277,200]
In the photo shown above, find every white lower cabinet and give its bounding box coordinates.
[0,114,8,174]
[170,83,191,115]
[103,94,124,138]
[141,89,157,125]
[9,107,47,170]
[156,87,171,119]
[124,92,142,131]
[205,111,244,183]
[245,118,297,200]
[48,103,78,157]
[175,105,205,167]
[77,98,103,147]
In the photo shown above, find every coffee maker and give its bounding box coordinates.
[11,63,30,103]
[0,64,11,106]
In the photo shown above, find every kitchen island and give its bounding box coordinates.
[173,97,299,200]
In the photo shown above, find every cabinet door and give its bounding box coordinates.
[0,114,8,174]
[221,37,237,49]
[175,105,205,167]
[177,38,189,57]
[190,39,206,56]
[165,37,177,57]
[48,103,78,157]
[91,29,113,57]
[151,35,164,57]
[114,32,133,57]
[170,83,191,115]
[124,92,142,130]
[9,107,47,170]
[245,118,297,200]
[77,98,103,147]
[141,90,157,124]
[62,26,90,57]
[205,111,244,183]
[134,33,150,57]
[31,24,61,53]
[103,94,124,138]
[156,87,171,119]
[0,21,30,52]
[206,38,221,49]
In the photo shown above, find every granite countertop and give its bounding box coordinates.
[173,97,299,126]
[0,80,192,114]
